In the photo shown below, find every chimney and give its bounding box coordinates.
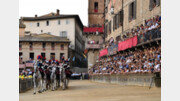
[35,14,37,17]
[56,9,60,15]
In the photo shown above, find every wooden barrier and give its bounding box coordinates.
[19,78,33,93]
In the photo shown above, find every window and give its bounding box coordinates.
[60,53,64,60]
[118,10,124,26]
[58,20,61,25]
[48,32,51,34]
[50,53,55,60]
[42,42,46,49]
[46,20,49,26]
[19,52,23,57]
[108,21,111,34]
[19,42,22,49]
[149,0,160,11]
[29,53,34,60]
[29,42,33,49]
[61,44,64,50]
[60,31,67,38]
[41,53,46,60]
[66,20,69,24]
[129,0,136,21]
[41,30,43,33]
[94,2,98,12]
[37,22,40,27]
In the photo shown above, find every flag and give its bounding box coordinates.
[72,56,75,61]
[83,53,87,58]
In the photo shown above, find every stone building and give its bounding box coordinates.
[84,0,105,69]
[19,33,70,62]
[104,0,161,42]
[20,9,86,68]
[88,0,105,25]
[19,20,26,37]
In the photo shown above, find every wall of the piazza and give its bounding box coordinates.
[23,18,75,49]
[74,22,87,68]
[105,0,161,42]
[19,42,69,61]
[87,50,99,69]
[88,0,105,25]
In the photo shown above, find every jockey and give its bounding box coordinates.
[37,55,45,78]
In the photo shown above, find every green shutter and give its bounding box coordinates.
[149,0,153,11]
[156,0,160,6]
[129,4,131,21]
[133,0,137,19]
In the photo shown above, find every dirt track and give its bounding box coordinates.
[19,80,161,101]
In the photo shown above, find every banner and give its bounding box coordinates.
[19,64,25,69]
[99,48,108,57]
[118,36,137,51]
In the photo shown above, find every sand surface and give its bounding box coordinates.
[19,80,161,101]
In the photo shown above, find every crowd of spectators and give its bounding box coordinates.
[89,45,161,75]
[105,15,161,48]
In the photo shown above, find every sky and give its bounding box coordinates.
[19,0,88,26]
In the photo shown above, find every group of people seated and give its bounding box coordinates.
[105,15,161,48]
[89,45,161,75]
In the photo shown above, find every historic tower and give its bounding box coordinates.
[88,0,105,25]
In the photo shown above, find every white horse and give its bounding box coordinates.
[33,62,43,94]
[60,65,67,90]
[42,65,47,92]
[50,66,57,91]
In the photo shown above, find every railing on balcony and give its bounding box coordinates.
[51,47,55,50]
[42,48,45,51]
[30,47,33,51]
[86,44,101,49]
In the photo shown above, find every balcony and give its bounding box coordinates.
[42,48,46,51]
[86,44,101,49]
[51,47,55,50]
[30,47,33,51]
[83,26,104,33]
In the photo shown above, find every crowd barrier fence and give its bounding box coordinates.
[90,72,161,87]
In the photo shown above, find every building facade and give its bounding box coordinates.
[104,0,161,42]
[88,0,105,25]
[20,10,86,68]
[84,0,105,69]
[19,34,70,62]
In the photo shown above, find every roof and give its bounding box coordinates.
[19,33,70,43]
[19,19,26,28]
[21,14,83,29]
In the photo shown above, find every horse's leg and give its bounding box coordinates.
[33,76,36,94]
[66,78,69,89]
[38,79,43,93]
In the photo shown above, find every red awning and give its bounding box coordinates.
[118,36,137,51]
[19,64,25,69]
[83,26,104,33]
[99,48,108,57]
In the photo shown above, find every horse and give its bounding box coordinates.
[60,64,69,90]
[44,65,51,90]
[50,65,57,91]
[33,61,43,94]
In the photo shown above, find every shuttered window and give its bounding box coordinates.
[149,0,160,11]
[109,21,111,34]
[129,0,136,21]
